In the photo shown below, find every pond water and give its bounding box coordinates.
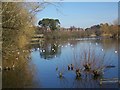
[3,38,119,88]
[29,38,119,88]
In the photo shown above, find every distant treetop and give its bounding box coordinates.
[38,18,60,31]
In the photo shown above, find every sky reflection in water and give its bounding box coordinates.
[30,39,118,88]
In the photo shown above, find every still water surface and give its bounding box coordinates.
[29,38,118,88]
[3,38,119,88]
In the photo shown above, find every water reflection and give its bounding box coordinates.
[29,38,118,88]
[2,44,36,88]
[31,40,61,60]
[40,43,61,60]
[3,38,119,88]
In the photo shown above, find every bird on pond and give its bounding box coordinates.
[68,65,70,70]
[12,62,15,70]
[115,50,117,53]
[101,49,103,51]
[71,64,74,70]
[56,66,58,71]
[4,67,11,71]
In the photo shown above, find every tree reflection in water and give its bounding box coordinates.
[40,43,61,59]
[32,40,61,60]
[3,45,37,88]
[3,39,118,88]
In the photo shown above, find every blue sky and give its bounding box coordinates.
[36,2,118,28]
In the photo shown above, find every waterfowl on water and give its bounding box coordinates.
[12,62,15,69]
[54,44,57,46]
[37,48,40,50]
[4,67,11,71]
[68,65,70,70]
[3,62,15,71]
[16,57,18,60]
[68,43,70,46]
[52,48,54,51]
[71,64,74,70]
[43,50,45,52]
[101,49,103,51]
[17,52,20,55]
[56,66,58,71]
[115,50,117,53]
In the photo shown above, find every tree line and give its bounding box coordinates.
[36,18,119,39]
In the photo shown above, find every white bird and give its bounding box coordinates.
[23,50,25,52]
[43,50,45,52]
[40,50,43,52]
[68,43,70,46]
[101,49,103,51]
[54,44,57,46]
[12,64,15,68]
[115,50,117,53]
[37,48,40,50]
[52,48,54,51]
[31,49,34,52]
[58,45,61,47]
[17,52,20,54]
